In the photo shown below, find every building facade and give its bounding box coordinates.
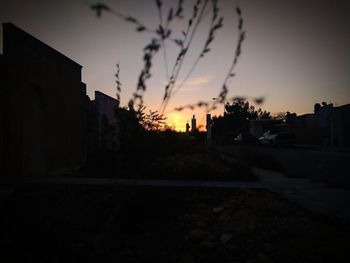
[191,115,197,132]
[89,91,119,152]
[1,23,87,176]
[331,104,350,147]
[287,102,350,147]
[0,54,4,176]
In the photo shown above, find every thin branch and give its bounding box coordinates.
[160,0,209,114]
[115,63,122,102]
[156,0,170,81]
[171,0,223,97]
[174,5,249,113]
[159,0,205,113]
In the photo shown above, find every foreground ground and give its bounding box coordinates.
[1,185,349,262]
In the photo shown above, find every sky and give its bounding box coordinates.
[1,0,350,131]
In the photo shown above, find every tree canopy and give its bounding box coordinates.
[212,99,271,143]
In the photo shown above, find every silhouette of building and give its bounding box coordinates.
[191,115,197,132]
[287,102,350,147]
[185,121,190,136]
[88,91,119,152]
[330,103,350,147]
[1,23,87,176]
[286,113,321,145]
[0,54,4,176]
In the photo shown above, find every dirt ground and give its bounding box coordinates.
[1,185,349,262]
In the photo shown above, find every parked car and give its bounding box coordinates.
[233,133,257,145]
[258,130,295,146]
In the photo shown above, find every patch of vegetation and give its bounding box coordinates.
[145,151,257,181]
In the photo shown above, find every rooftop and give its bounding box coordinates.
[2,23,82,69]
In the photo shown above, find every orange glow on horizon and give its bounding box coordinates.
[165,112,187,132]
[165,110,217,132]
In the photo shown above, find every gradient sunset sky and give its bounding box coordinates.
[1,0,349,131]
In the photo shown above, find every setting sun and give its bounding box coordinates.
[165,110,210,132]
[166,112,187,132]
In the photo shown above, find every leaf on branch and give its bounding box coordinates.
[156,25,164,35]
[254,97,265,105]
[175,0,184,18]
[136,26,146,32]
[240,31,246,41]
[165,29,171,38]
[167,8,173,22]
[90,3,110,18]
[125,16,138,23]
[174,39,183,47]
[206,36,214,45]
[177,48,187,60]
[115,63,122,102]
[200,48,210,57]
[235,48,241,57]
[197,101,208,107]
[156,0,162,9]
[175,107,184,111]
[193,5,199,18]
[214,17,224,30]
[238,18,243,30]
[144,39,160,51]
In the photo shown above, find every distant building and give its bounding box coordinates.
[287,102,350,147]
[330,104,350,147]
[185,122,190,136]
[287,113,321,145]
[0,54,4,176]
[191,115,197,132]
[88,91,119,152]
[1,23,87,176]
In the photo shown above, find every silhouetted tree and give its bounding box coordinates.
[115,107,144,152]
[272,112,287,120]
[224,99,270,120]
[137,106,167,131]
[285,111,297,124]
[212,99,270,143]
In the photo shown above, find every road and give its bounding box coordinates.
[216,145,350,189]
